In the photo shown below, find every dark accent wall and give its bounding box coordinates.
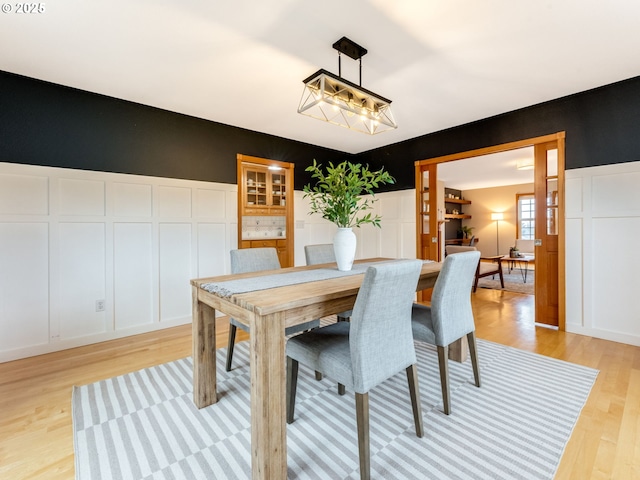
[0,70,348,189]
[356,75,640,191]
[2,70,640,193]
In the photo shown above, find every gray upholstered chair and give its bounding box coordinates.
[445,245,504,292]
[226,248,320,371]
[304,244,352,323]
[286,260,425,480]
[411,250,481,415]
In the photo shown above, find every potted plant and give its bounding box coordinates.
[303,160,395,270]
[460,225,474,239]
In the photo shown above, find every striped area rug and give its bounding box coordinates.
[72,335,597,479]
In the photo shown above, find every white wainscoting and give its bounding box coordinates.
[565,160,640,346]
[4,159,639,359]
[0,163,416,361]
[0,163,238,361]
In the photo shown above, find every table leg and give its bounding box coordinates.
[517,260,530,283]
[250,312,287,480]
[192,286,217,408]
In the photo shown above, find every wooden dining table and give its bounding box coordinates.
[190,258,442,479]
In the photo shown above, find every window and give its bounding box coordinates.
[517,193,535,240]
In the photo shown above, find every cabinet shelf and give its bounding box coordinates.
[445,213,471,219]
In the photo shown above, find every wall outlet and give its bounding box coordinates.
[96,300,105,312]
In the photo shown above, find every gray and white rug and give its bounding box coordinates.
[72,337,597,479]
[477,269,535,295]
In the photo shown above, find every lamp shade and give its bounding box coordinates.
[491,212,504,221]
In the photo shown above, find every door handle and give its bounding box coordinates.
[534,239,542,247]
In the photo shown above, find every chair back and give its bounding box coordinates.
[430,251,480,345]
[445,245,477,255]
[515,239,535,255]
[230,248,280,274]
[304,244,335,266]
[349,260,423,393]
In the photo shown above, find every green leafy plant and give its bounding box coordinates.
[303,160,395,228]
[460,225,475,238]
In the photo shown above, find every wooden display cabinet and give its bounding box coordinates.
[237,154,294,267]
[242,165,288,216]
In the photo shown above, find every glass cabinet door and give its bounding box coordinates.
[245,168,267,206]
[270,172,286,207]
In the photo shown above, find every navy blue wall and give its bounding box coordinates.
[2,70,640,192]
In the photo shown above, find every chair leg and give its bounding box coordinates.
[406,364,424,437]
[355,392,370,480]
[225,324,237,372]
[338,383,346,395]
[467,331,482,388]
[437,345,452,415]
[286,357,299,424]
[473,267,480,293]
[497,264,505,288]
[315,371,323,381]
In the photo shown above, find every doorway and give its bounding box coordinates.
[415,133,565,329]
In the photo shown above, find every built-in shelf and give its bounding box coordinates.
[445,198,471,205]
[445,213,472,219]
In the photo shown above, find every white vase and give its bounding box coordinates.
[333,227,356,271]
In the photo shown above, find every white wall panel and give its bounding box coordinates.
[401,222,417,259]
[380,194,401,219]
[0,173,48,215]
[592,171,640,215]
[195,188,226,219]
[564,218,583,328]
[59,178,105,216]
[157,186,191,218]
[159,223,192,322]
[113,183,152,217]
[114,223,154,329]
[0,223,49,349]
[591,217,640,335]
[197,223,227,277]
[58,223,106,339]
[565,177,583,216]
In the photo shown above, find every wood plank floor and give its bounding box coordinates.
[1,289,638,479]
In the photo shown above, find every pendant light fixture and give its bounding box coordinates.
[298,37,397,135]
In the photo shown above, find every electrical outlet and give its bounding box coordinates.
[96,300,105,312]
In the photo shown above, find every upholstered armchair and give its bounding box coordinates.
[445,245,504,292]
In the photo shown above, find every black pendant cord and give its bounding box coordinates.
[338,52,342,78]
[359,58,362,86]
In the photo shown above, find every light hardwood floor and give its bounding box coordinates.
[1,289,638,479]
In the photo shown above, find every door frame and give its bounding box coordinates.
[414,132,566,330]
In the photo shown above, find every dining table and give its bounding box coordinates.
[190,257,442,479]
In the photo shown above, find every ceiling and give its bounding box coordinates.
[438,148,535,191]
[2,1,640,175]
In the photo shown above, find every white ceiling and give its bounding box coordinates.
[2,1,640,182]
[438,148,535,191]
